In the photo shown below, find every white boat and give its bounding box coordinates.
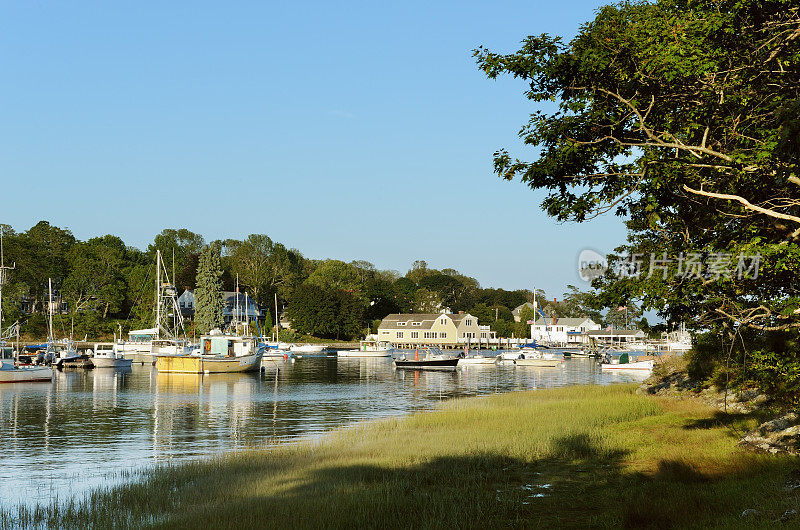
[458,355,499,365]
[601,359,654,371]
[337,339,392,358]
[89,343,133,368]
[154,330,263,373]
[290,344,326,354]
[512,349,561,367]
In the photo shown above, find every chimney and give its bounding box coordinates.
[458,311,464,314]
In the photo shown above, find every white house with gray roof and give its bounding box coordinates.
[378,312,485,348]
[530,316,601,346]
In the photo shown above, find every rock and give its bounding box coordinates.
[780,509,797,522]
[736,388,759,403]
[750,393,770,407]
[758,413,799,436]
[741,509,760,518]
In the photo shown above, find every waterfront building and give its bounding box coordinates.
[377,312,491,348]
[530,316,601,346]
[584,328,647,346]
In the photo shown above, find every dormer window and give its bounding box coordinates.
[397,322,407,327]
[412,322,421,327]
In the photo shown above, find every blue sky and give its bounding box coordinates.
[0,0,626,299]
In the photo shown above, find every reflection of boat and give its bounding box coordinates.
[155,332,263,374]
[290,344,326,354]
[90,343,133,368]
[394,347,459,370]
[337,338,392,358]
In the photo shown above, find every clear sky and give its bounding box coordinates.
[0,0,626,299]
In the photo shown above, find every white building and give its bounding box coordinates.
[530,316,601,346]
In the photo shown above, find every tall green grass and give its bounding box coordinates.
[3,384,796,529]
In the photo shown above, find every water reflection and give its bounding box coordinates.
[0,356,645,507]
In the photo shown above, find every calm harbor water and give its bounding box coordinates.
[0,354,648,508]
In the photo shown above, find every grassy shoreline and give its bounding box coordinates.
[5,384,798,528]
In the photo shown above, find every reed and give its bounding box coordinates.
[3,384,796,528]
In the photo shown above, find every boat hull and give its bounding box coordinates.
[601,360,654,371]
[92,357,133,368]
[514,359,561,367]
[155,353,263,374]
[458,357,498,365]
[394,358,459,370]
[0,366,53,383]
[337,349,392,358]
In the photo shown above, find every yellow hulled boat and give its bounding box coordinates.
[155,333,263,374]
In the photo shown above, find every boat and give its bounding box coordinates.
[154,331,264,374]
[116,251,191,364]
[337,338,392,358]
[0,230,53,383]
[601,359,654,371]
[89,343,133,368]
[456,345,499,365]
[512,349,561,367]
[394,347,459,370]
[289,343,326,354]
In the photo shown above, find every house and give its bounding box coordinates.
[178,290,262,323]
[530,316,601,346]
[377,312,486,348]
[512,302,536,322]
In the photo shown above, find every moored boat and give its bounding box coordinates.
[155,332,263,374]
[512,349,561,367]
[289,343,326,354]
[90,343,133,368]
[394,347,459,370]
[601,359,654,371]
[337,338,392,358]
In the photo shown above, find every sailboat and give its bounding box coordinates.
[115,250,191,364]
[0,228,52,383]
[45,278,86,368]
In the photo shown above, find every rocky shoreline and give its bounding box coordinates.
[637,368,799,455]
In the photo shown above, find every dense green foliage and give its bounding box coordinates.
[0,221,635,341]
[194,246,225,334]
[477,0,800,400]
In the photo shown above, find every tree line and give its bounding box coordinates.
[0,221,641,341]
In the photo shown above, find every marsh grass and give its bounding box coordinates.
[4,385,797,528]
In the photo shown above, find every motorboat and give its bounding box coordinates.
[512,349,561,367]
[601,359,654,371]
[337,339,392,358]
[394,347,459,370]
[154,330,264,374]
[458,355,499,365]
[89,343,133,368]
[289,343,327,354]
[0,344,53,383]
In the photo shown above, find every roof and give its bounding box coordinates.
[378,313,476,330]
[512,302,536,317]
[586,329,645,336]
[531,316,592,327]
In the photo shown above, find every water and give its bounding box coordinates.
[0,355,647,508]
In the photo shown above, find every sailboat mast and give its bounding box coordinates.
[48,278,54,341]
[0,228,4,333]
[156,250,162,338]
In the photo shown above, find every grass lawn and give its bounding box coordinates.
[5,384,798,528]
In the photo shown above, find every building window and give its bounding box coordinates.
[396,331,404,339]
[412,322,421,327]
[411,331,418,339]
[480,333,486,338]
[397,322,407,326]
[423,331,435,339]
[380,331,389,335]
[465,319,472,326]
[439,332,447,338]
[441,318,447,325]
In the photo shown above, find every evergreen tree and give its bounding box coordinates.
[195,245,225,333]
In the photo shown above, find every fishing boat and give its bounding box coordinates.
[337,338,392,358]
[116,251,191,364]
[394,347,459,370]
[89,343,133,368]
[456,346,499,365]
[154,331,264,374]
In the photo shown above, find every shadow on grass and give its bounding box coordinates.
[5,434,795,529]
[682,408,774,431]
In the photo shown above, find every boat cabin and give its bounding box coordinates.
[199,335,257,358]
